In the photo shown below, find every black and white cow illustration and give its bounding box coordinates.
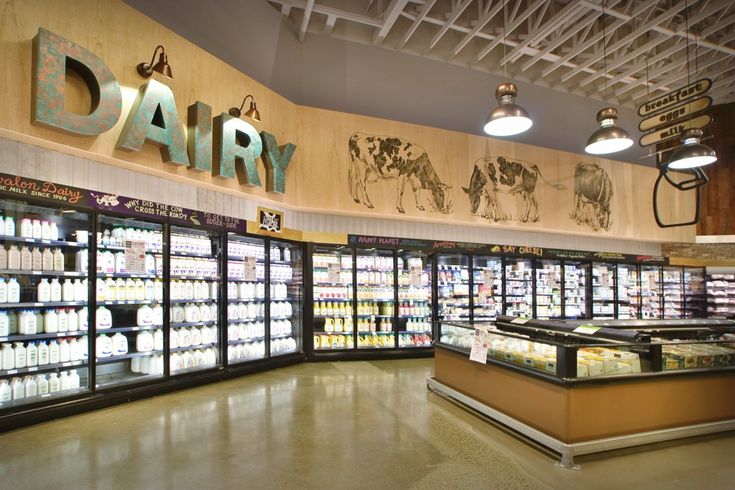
[571,162,613,231]
[462,156,566,223]
[348,133,452,214]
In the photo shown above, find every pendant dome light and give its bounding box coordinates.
[667,1,716,170]
[584,1,633,155]
[667,129,717,169]
[483,1,532,137]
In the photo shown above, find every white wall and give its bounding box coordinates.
[0,136,661,255]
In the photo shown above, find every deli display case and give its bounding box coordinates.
[432,316,735,467]
[472,255,502,322]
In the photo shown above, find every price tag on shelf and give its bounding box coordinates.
[244,256,258,281]
[573,325,601,335]
[510,317,530,325]
[469,325,490,364]
[410,266,422,287]
[327,263,341,283]
[124,239,146,274]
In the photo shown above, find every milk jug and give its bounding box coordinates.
[38,341,49,365]
[20,246,32,270]
[102,251,114,273]
[153,304,163,326]
[105,278,116,300]
[145,254,156,274]
[53,248,64,271]
[1,343,14,370]
[37,278,51,302]
[14,342,26,368]
[42,247,54,270]
[136,330,154,352]
[24,375,38,397]
[32,247,43,271]
[112,333,128,355]
[116,278,126,300]
[12,378,24,400]
[78,307,88,331]
[137,305,153,326]
[36,374,49,395]
[20,218,32,238]
[59,339,70,362]
[0,279,7,303]
[41,221,51,240]
[0,246,7,269]
[5,216,15,237]
[154,329,164,351]
[125,279,135,300]
[44,309,59,334]
[114,252,125,273]
[67,309,79,332]
[69,369,80,389]
[96,306,112,329]
[49,340,60,364]
[134,279,145,300]
[178,328,191,347]
[96,279,107,302]
[59,371,70,390]
[49,278,61,302]
[154,280,163,301]
[74,279,86,301]
[7,278,19,303]
[48,373,60,393]
[75,250,88,273]
[50,222,59,240]
[96,334,112,357]
[26,342,38,366]
[0,379,11,401]
[57,309,68,332]
[7,246,20,270]
[69,339,81,361]
[0,311,8,336]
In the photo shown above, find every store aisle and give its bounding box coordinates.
[0,359,733,489]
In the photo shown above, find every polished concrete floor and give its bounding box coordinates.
[1,359,734,489]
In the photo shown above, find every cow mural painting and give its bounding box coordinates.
[571,162,614,231]
[348,133,452,214]
[463,156,566,223]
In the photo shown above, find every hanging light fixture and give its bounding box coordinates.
[483,2,532,137]
[666,2,716,170]
[584,1,632,155]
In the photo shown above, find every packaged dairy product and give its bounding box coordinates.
[20,246,32,271]
[37,278,51,302]
[0,279,6,303]
[67,309,79,332]
[38,341,49,365]
[96,306,112,329]
[0,379,12,401]
[7,278,19,303]
[14,342,26,369]
[48,373,60,393]
[50,222,59,241]
[53,248,64,271]
[1,343,14,370]
[62,279,74,302]
[5,216,15,237]
[36,374,49,395]
[26,342,38,366]
[50,278,62,302]
[12,378,24,400]
[42,247,53,271]
[49,340,60,364]
[59,339,70,362]
[7,246,21,270]
[32,247,42,271]
[137,305,153,326]
[96,334,113,357]
[44,309,58,333]
[112,333,128,355]
[41,220,51,240]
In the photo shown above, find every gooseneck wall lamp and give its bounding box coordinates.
[137,45,173,78]
[228,95,261,122]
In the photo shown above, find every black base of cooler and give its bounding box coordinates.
[0,352,306,433]
[308,347,434,362]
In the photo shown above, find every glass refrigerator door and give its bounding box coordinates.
[437,254,470,321]
[504,258,533,318]
[226,235,266,363]
[269,240,302,356]
[472,256,503,322]
[169,226,221,374]
[662,267,683,319]
[616,264,640,319]
[0,200,90,408]
[591,262,615,319]
[355,249,395,350]
[95,216,164,388]
[563,262,587,319]
[535,260,562,319]
[641,266,662,319]
[312,246,354,351]
[397,251,432,348]
[683,267,706,318]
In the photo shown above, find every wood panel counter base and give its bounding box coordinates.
[431,347,735,468]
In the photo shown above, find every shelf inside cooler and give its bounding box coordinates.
[0,331,86,342]
[0,359,87,378]
[0,236,87,248]
[98,325,162,333]
[170,342,217,353]
[95,351,164,364]
[1,269,87,277]
[170,298,217,304]
[170,251,216,259]
[0,301,87,308]
[170,275,220,281]
[97,300,161,306]
[170,321,217,328]
[98,272,159,279]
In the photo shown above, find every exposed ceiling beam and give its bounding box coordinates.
[373,0,410,45]
[397,0,437,49]
[630,53,731,99]
[427,0,473,52]
[603,40,686,88]
[475,0,548,63]
[450,0,508,59]
[298,0,315,42]
[269,0,383,29]
[323,15,337,35]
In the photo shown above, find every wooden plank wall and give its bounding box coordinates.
[698,103,735,236]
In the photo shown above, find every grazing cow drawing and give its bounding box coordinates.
[348,133,452,214]
[571,162,613,231]
[462,156,567,223]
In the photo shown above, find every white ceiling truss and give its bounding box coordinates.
[268,0,735,106]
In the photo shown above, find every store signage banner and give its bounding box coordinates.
[638,114,713,147]
[638,97,712,132]
[0,173,91,207]
[637,78,712,118]
[31,28,296,194]
[257,207,284,233]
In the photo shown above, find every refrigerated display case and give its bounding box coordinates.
[94,216,165,388]
[227,235,266,362]
[312,246,354,350]
[641,266,662,319]
[662,267,684,319]
[472,256,502,322]
[504,258,533,317]
[397,250,432,348]
[0,200,90,408]
[563,262,587,319]
[535,260,562,319]
[437,254,470,322]
[356,248,395,349]
[683,267,705,318]
[706,272,735,318]
[269,240,302,356]
[617,264,640,319]
[169,226,221,375]
[591,262,615,319]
